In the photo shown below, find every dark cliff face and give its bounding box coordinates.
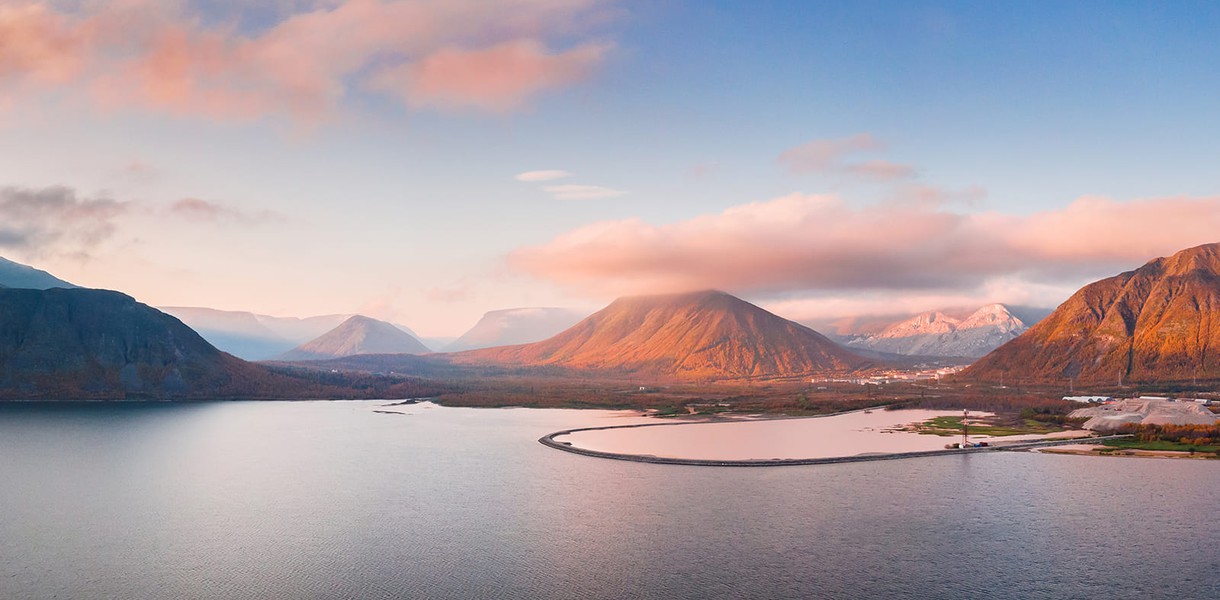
[965,243,1220,384]
[0,288,258,398]
[455,290,871,380]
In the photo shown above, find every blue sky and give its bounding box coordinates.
[2,0,1219,335]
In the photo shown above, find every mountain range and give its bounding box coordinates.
[454,290,869,380]
[836,304,1031,358]
[967,243,1220,384]
[8,241,1220,398]
[161,306,429,360]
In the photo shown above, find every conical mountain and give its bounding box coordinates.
[280,315,430,361]
[455,290,869,379]
[966,243,1220,383]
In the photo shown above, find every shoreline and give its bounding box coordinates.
[538,412,1128,467]
[1038,444,1220,460]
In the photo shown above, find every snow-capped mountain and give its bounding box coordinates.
[840,304,1029,358]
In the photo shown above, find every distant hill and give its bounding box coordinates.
[838,304,1030,358]
[0,257,76,290]
[454,290,869,380]
[966,243,1220,384]
[444,307,587,352]
[161,307,428,359]
[280,315,431,361]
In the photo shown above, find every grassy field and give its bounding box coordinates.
[1100,438,1220,454]
[911,415,1067,437]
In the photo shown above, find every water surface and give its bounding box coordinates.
[1,401,1217,600]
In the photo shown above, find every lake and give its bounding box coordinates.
[1,401,1217,600]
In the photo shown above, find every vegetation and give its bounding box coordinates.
[1112,421,1220,448]
[1100,437,1220,454]
[909,415,1066,437]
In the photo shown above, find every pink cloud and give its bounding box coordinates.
[371,39,609,112]
[778,133,883,174]
[845,160,916,181]
[0,0,616,121]
[0,3,90,84]
[508,193,1220,297]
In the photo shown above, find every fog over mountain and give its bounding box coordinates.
[444,307,587,352]
[162,307,428,360]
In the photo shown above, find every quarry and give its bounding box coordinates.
[1069,398,1220,432]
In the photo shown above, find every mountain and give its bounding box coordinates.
[0,257,77,289]
[161,307,428,359]
[966,243,1220,383]
[444,307,587,352]
[0,288,279,399]
[280,315,431,361]
[454,290,869,379]
[840,304,1029,358]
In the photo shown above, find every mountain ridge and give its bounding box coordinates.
[966,243,1220,383]
[840,304,1028,358]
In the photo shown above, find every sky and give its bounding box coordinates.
[2,0,1220,337]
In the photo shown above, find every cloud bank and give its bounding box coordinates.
[509,193,1220,298]
[0,0,616,121]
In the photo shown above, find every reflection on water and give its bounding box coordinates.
[559,409,986,460]
[1,401,1217,600]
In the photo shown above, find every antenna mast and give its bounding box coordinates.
[962,409,969,447]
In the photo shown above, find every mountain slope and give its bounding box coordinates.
[842,304,1028,358]
[444,307,586,352]
[966,243,1220,383]
[281,315,431,361]
[0,288,277,398]
[0,257,77,289]
[455,290,869,379]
